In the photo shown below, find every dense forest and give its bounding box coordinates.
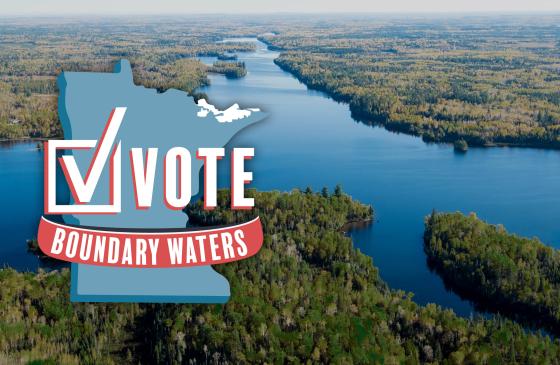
[0,18,259,140]
[2,15,560,148]
[0,269,140,364]
[424,211,560,336]
[261,15,560,148]
[4,16,560,148]
[2,189,560,364]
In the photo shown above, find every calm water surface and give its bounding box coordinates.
[2,39,560,317]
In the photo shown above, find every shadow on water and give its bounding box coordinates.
[424,256,556,337]
[339,218,373,234]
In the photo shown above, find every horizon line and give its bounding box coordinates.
[1,10,560,18]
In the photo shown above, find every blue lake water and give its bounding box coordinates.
[0,141,46,270]
[2,39,560,317]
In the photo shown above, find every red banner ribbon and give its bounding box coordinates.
[37,216,263,268]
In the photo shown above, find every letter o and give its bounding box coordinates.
[65,231,79,258]
[164,147,191,209]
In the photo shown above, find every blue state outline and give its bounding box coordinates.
[58,60,262,304]
[70,263,230,303]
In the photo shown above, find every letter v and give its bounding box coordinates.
[130,147,158,209]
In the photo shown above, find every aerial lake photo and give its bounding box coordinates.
[1,13,560,363]
[4,38,560,317]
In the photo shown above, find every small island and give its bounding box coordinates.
[208,61,247,79]
[453,139,468,152]
[217,53,238,61]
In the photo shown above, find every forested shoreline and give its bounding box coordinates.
[273,56,560,149]
[424,211,560,336]
[0,19,259,140]
[2,16,560,148]
[261,15,560,149]
[1,189,559,364]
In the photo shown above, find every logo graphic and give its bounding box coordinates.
[37,60,265,303]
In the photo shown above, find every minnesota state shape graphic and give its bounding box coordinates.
[56,59,265,302]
